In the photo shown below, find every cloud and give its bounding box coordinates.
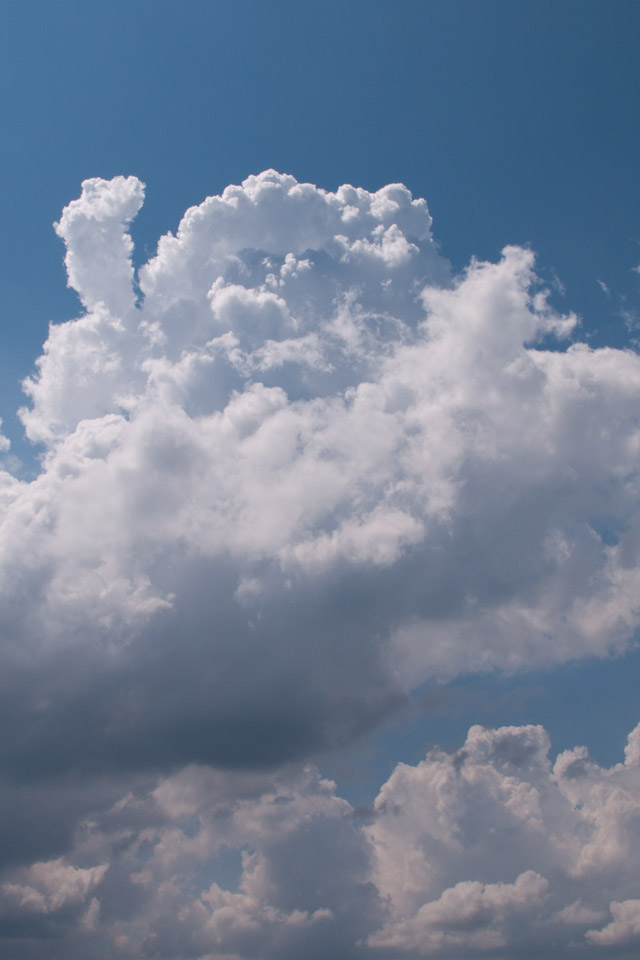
[371,871,550,954]
[3,171,640,784]
[587,900,640,947]
[1,722,640,958]
[1,858,107,916]
[366,721,640,956]
[2,171,640,955]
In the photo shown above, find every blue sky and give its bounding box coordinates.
[1,3,640,958]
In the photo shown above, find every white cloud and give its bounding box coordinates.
[1,722,639,958]
[0,420,10,453]
[54,175,144,315]
[371,871,549,954]
[587,900,640,946]
[4,172,640,784]
[2,171,640,956]
[366,721,640,956]
[1,858,107,915]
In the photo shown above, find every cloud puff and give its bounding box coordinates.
[1,858,107,916]
[366,721,640,956]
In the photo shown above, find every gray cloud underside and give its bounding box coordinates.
[1,172,640,957]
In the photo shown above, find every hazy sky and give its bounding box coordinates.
[0,3,639,958]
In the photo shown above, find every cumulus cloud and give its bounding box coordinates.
[366,721,640,957]
[2,171,640,956]
[1,722,640,958]
[1,858,107,916]
[3,170,640,780]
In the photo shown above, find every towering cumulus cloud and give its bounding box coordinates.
[1,172,639,958]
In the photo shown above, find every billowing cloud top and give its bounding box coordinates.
[1,171,640,958]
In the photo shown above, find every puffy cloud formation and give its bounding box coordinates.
[1,171,640,956]
[2,722,640,958]
[367,722,640,956]
[3,170,640,777]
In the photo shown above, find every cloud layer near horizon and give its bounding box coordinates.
[1,171,640,957]
[3,722,640,958]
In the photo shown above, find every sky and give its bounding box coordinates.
[0,2,639,958]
